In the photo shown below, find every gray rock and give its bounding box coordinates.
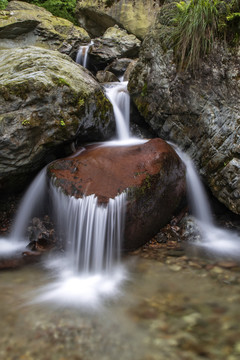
[76,0,161,40]
[129,26,240,214]
[0,47,114,192]
[88,26,141,71]
[0,1,90,57]
[96,70,119,83]
[105,58,134,77]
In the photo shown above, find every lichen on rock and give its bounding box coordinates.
[0,46,114,192]
[0,1,90,56]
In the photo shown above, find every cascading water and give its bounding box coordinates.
[50,183,126,274]
[104,81,145,146]
[174,145,240,258]
[105,81,130,140]
[0,168,47,257]
[32,184,127,308]
[76,41,93,68]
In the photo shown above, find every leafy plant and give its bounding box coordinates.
[158,0,240,70]
[20,0,78,24]
[0,0,8,10]
[170,0,219,70]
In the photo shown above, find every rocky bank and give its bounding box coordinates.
[129,15,240,215]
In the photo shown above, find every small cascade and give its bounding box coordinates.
[50,182,126,274]
[0,168,47,257]
[174,145,240,258]
[76,41,93,68]
[31,183,127,308]
[11,168,47,241]
[174,149,213,225]
[105,81,130,140]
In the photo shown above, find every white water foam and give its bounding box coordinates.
[173,144,240,258]
[32,256,127,309]
[31,187,127,308]
[0,238,27,257]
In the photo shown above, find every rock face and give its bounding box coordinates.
[88,26,141,71]
[48,138,186,249]
[0,1,90,57]
[76,0,160,40]
[0,47,114,192]
[129,25,240,214]
[96,70,119,83]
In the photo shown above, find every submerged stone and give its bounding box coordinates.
[48,138,186,250]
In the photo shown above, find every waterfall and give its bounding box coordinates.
[0,168,47,257]
[105,81,130,140]
[50,182,126,274]
[174,145,240,258]
[30,183,127,308]
[76,41,93,68]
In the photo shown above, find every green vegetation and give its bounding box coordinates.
[19,0,77,24]
[0,0,8,10]
[159,0,240,70]
[57,77,70,87]
[21,119,30,126]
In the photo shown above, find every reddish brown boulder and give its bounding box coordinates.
[48,138,186,250]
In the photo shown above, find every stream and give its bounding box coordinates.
[1,250,240,360]
[0,72,240,360]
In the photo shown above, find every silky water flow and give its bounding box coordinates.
[174,145,240,258]
[0,80,135,308]
[1,79,239,308]
[76,41,93,68]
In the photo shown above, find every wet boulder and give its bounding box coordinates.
[129,21,240,214]
[0,47,115,192]
[88,26,141,71]
[76,0,161,40]
[96,70,119,83]
[48,138,186,250]
[105,58,136,78]
[0,1,90,57]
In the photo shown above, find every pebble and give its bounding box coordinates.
[168,264,182,272]
[218,261,239,269]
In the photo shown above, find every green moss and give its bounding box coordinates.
[135,97,150,119]
[94,91,111,123]
[57,77,71,87]
[78,98,85,108]
[60,119,66,126]
[128,173,160,201]
[141,82,148,97]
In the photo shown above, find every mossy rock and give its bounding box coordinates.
[76,0,161,40]
[0,46,114,192]
[0,1,90,56]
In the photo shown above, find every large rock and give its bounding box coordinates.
[0,1,90,57]
[48,138,186,249]
[0,47,114,192]
[76,0,161,40]
[129,25,240,214]
[88,25,141,71]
